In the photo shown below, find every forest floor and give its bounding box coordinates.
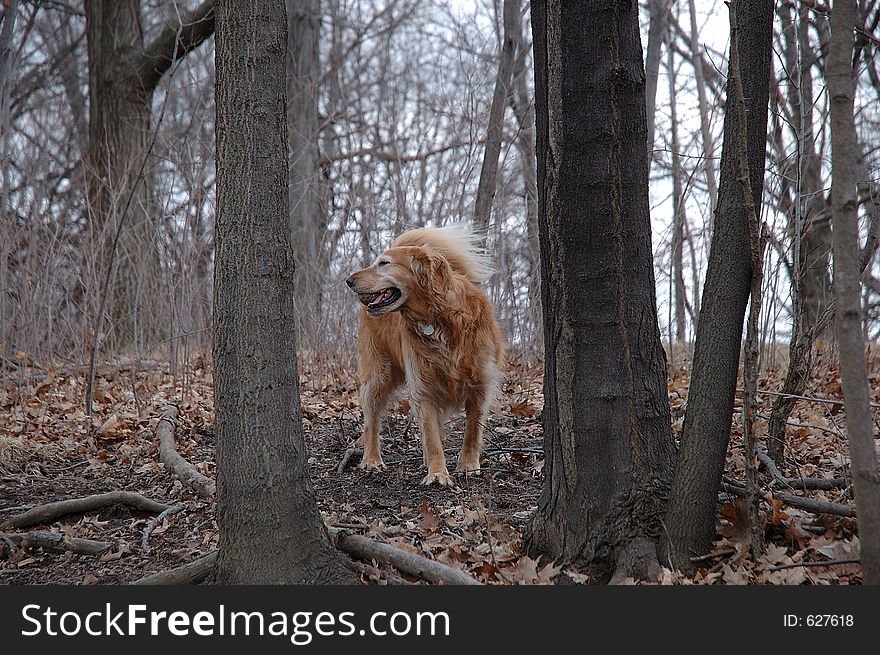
[0,348,876,585]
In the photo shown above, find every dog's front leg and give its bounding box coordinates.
[417,405,453,487]
[357,379,394,471]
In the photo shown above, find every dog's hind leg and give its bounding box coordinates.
[456,388,487,474]
[357,370,399,471]
[417,405,454,487]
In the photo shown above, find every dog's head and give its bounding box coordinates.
[346,245,452,317]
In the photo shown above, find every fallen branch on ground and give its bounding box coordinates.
[155,404,215,498]
[768,558,860,572]
[756,448,848,491]
[141,503,186,552]
[328,526,482,585]
[3,491,170,530]
[721,481,856,517]
[337,447,363,474]
[0,531,112,558]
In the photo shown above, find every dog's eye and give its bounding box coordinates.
[378,260,389,266]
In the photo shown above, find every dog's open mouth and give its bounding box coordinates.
[358,288,402,314]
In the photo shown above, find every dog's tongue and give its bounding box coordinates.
[369,289,394,306]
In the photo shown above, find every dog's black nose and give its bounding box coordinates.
[346,275,355,289]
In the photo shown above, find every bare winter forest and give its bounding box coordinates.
[1,0,879,586]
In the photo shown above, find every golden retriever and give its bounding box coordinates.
[345,225,505,486]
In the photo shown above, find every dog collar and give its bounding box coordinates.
[418,322,435,336]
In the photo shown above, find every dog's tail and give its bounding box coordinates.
[392,224,493,283]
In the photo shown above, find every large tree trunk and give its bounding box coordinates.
[84,0,215,350]
[212,0,351,584]
[661,0,774,572]
[827,0,880,585]
[286,0,325,349]
[473,0,519,240]
[524,0,676,583]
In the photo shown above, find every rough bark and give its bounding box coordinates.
[84,0,215,350]
[661,0,773,572]
[287,0,325,347]
[473,0,519,240]
[212,0,352,584]
[525,0,676,582]
[728,1,765,557]
[827,0,880,584]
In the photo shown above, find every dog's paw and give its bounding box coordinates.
[455,455,481,474]
[421,470,455,487]
[358,457,386,472]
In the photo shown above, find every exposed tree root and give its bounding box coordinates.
[155,404,215,497]
[3,491,170,530]
[327,526,481,585]
[132,526,482,586]
[0,531,112,558]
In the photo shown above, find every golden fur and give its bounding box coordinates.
[346,225,505,486]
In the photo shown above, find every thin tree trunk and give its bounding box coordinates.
[667,37,687,342]
[525,0,676,582]
[508,6,542,346]
[287,0,325,349]
[728,1,765,557]
[644,0,669,156]
[686,0,718,222]
[212,0,351,584]
[473,0,518,241]
[661,0,774,572]
[827,0,880,584]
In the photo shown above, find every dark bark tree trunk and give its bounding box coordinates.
[524,0,676,583]
[287,0,325,348]
[84,0,214,349]
[661,0,774,572]
[212,0,351,584]
[827,0,880,585]
[473,0,519,241]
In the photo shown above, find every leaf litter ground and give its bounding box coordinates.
[0,349,876,585]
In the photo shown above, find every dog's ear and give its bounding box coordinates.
[410,247,451,296]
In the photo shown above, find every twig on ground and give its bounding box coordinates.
[757,448,847,491]
[344,559,412,585]
[0,531,112,558]
[155,404,215,498]
[720,481,856,517]
[337,447,363,474]
[3,491,170,530]
[141,503,186,552]
[689,548,737,563]
[768,559,860,572]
